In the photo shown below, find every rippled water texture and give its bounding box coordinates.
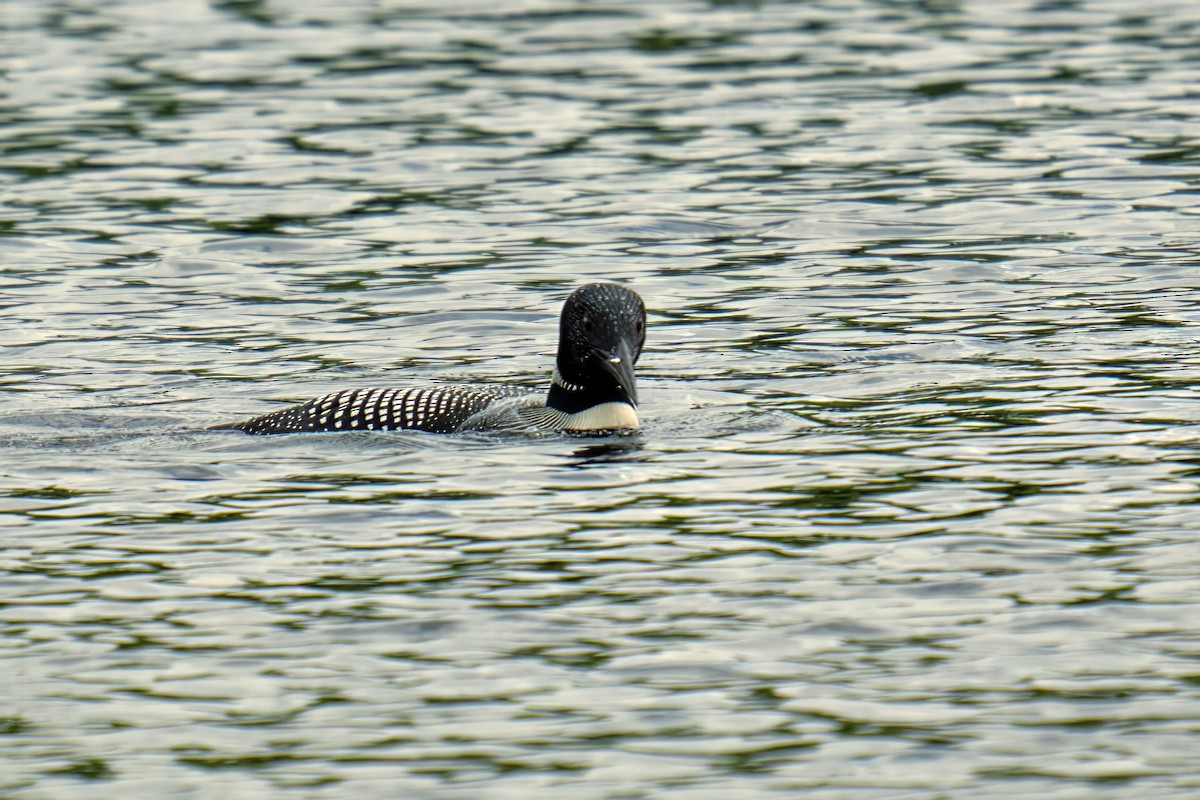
[5,0,1200,797]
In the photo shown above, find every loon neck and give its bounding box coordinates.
[546,367,633,416]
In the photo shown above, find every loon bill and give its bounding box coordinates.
[211,282,646,435]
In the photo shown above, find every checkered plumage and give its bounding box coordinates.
[217,385,531,434]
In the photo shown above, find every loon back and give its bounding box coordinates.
[211,282,646,436]
[209,385,535,435]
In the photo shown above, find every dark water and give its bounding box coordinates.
[4,0,1200,796]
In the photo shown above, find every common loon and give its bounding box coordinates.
[211,282,646,435]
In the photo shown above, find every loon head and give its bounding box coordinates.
[546,282,646,430]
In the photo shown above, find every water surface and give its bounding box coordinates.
[4,0,1200,797]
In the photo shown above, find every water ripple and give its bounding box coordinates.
[5,0,1200,797]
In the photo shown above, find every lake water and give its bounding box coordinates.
[4,0,1200,797]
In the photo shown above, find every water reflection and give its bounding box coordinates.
[568,439,647,466]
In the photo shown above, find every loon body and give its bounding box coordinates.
[212,282,646,436]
